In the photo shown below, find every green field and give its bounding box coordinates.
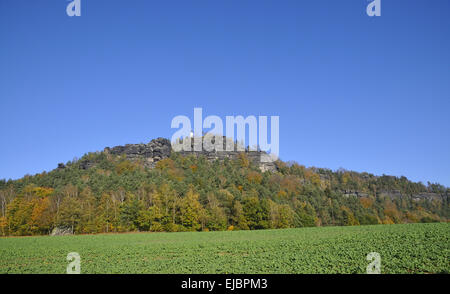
[0,223,448,274]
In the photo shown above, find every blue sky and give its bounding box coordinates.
[0,0,449,186]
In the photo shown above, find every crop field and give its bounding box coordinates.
[0,223,448,274]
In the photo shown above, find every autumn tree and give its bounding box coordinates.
[242,195,270,230]
[179,189,205,231]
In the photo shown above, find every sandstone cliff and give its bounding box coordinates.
[101,137,277,172]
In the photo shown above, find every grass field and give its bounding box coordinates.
[0,223,448,274]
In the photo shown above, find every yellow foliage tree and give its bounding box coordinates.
[30,197,52,234]
[0,216,7,236]
[360,197,374,209]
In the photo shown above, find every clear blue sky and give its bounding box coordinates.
[1,0,449,186]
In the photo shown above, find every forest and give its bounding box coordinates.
[0,150,448,236]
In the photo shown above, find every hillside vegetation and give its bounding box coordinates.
[0,148,448,236]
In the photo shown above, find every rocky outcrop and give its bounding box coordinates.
[410,192,446,202]
[342,190,370,198]
[101,137,277,172]
[342,189,447,203]
[50,227,73,236]
[178,149,277,172]
[104,137,171,168]
[79,159,95,170]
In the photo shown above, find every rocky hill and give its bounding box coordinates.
[81,137,277,172]
[74,137,446,203]
[0,136,448,236]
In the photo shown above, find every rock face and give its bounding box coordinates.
[409,192,446,202]
[79,159,95,170]
[50,227,73,236]
[104,137,172,168]
[102,137,277,172]
[341,189,448,203]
